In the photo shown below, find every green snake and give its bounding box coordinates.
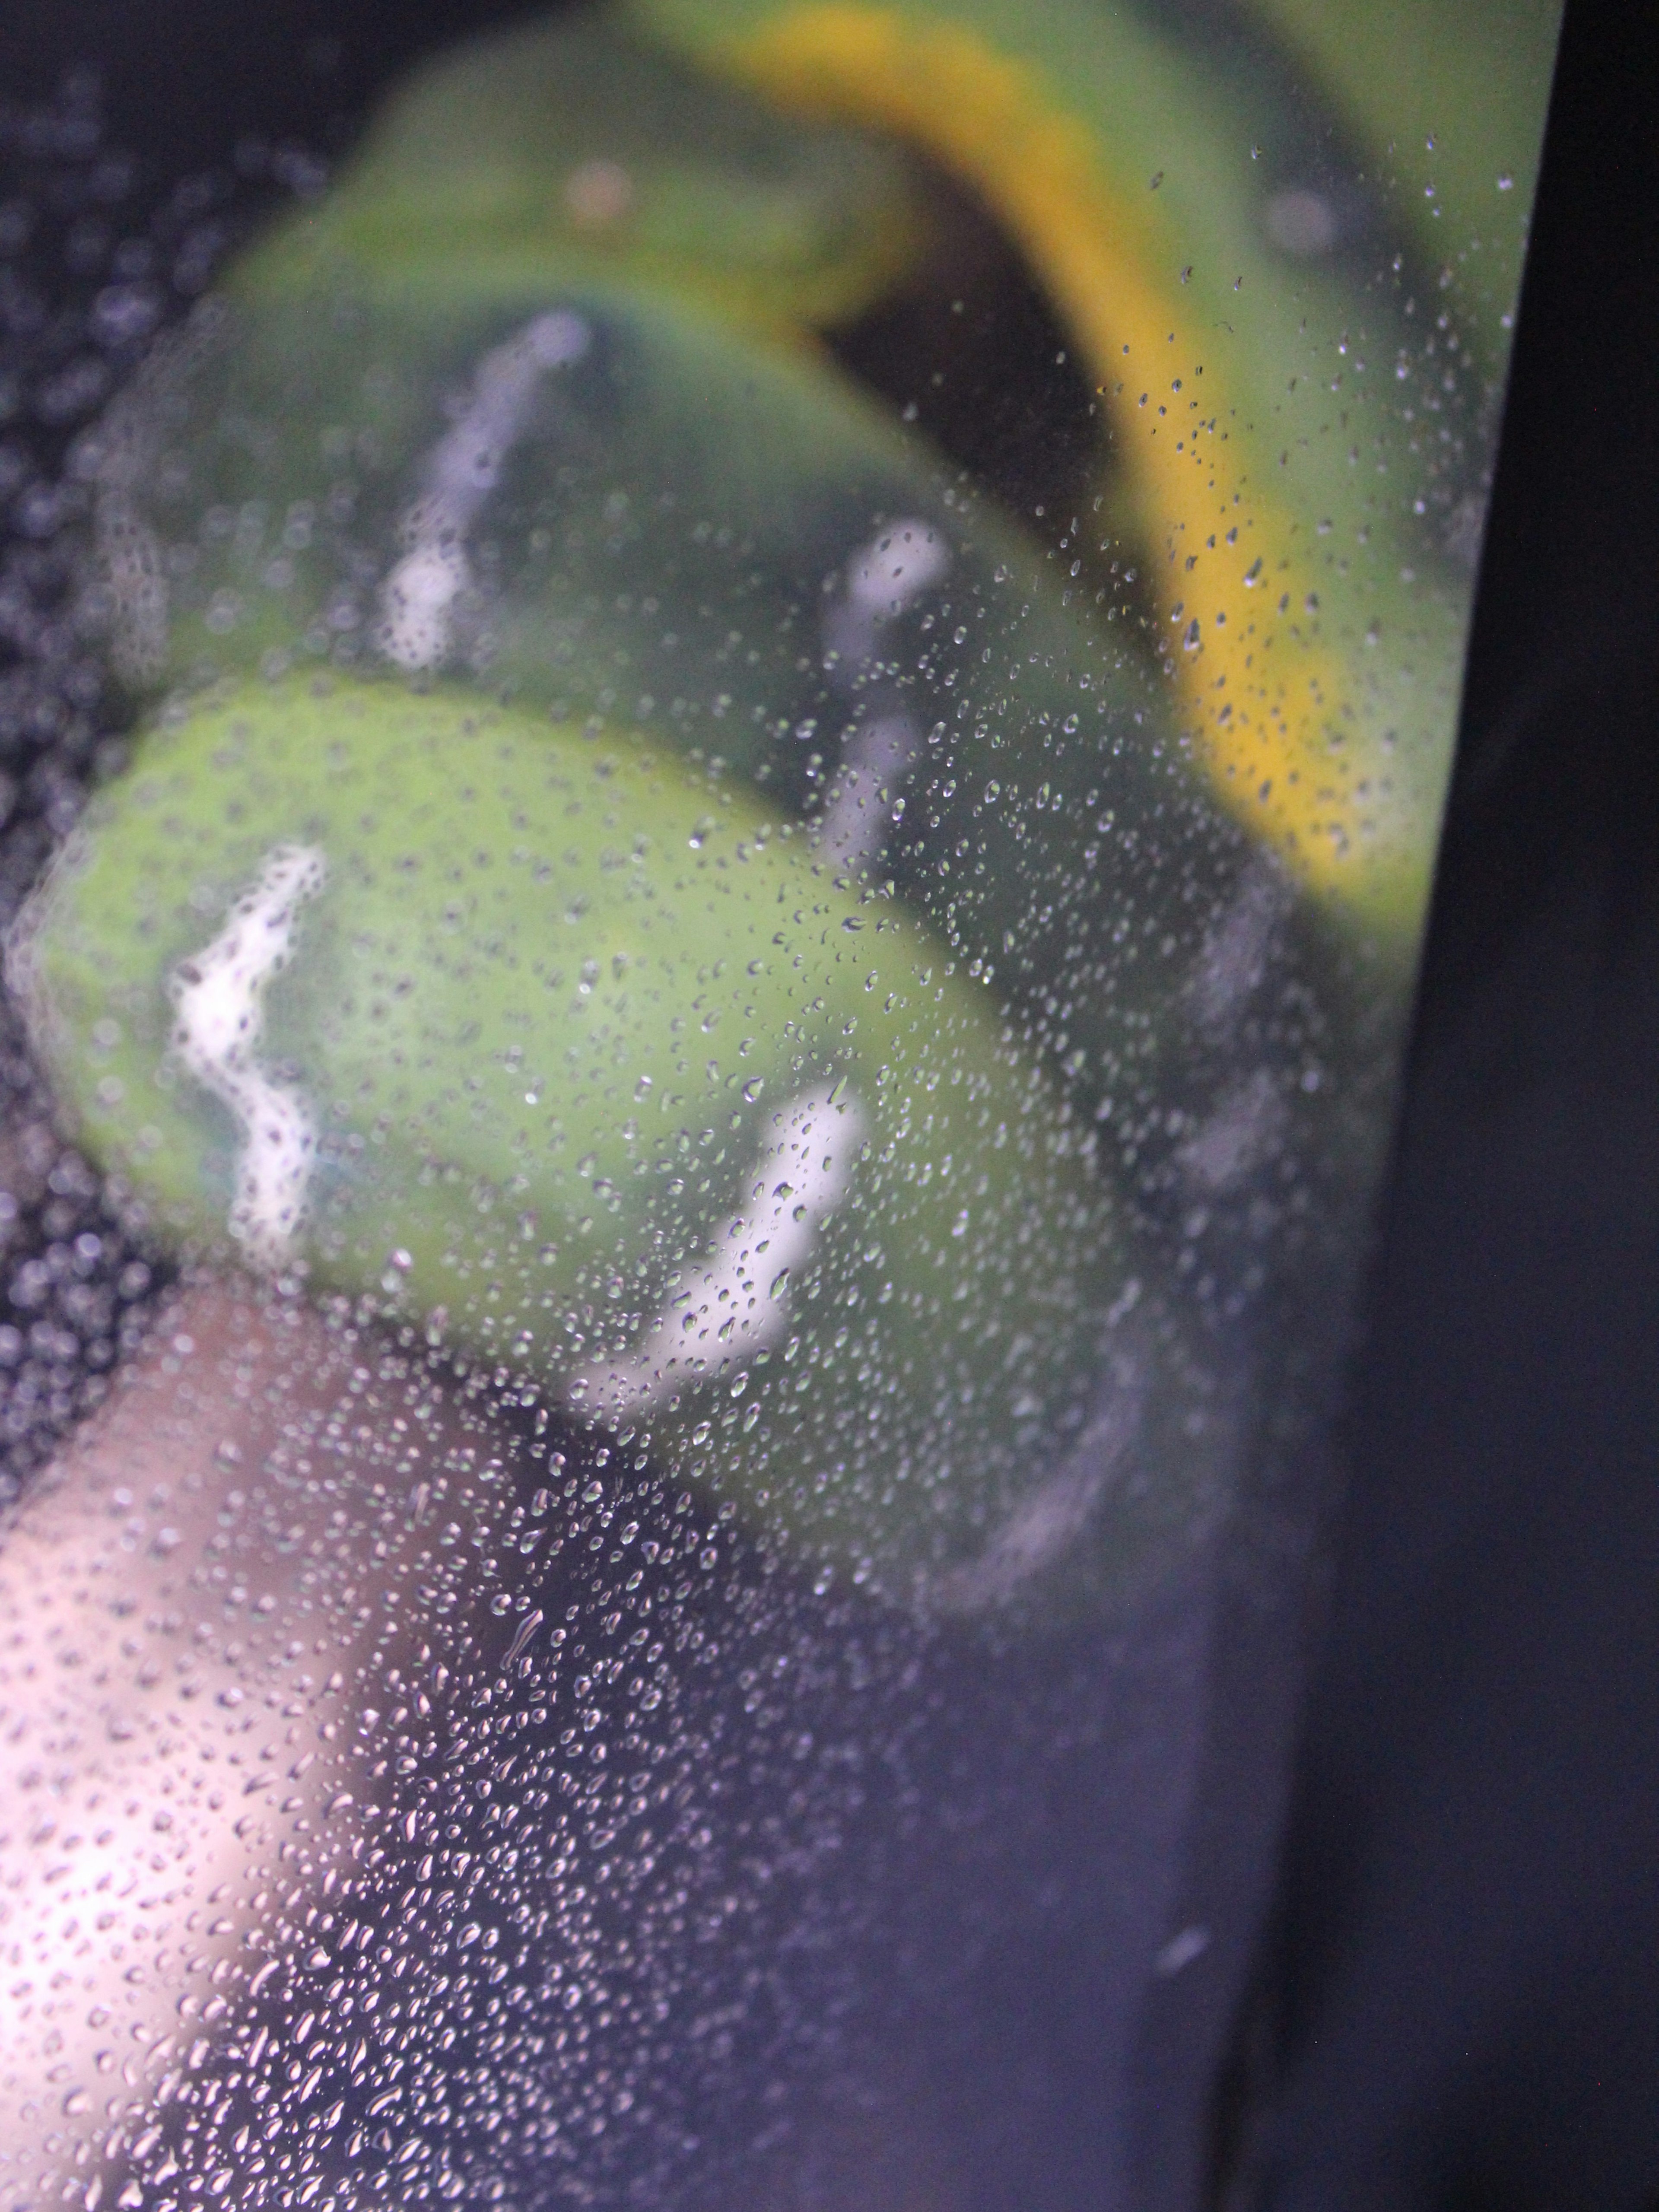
[11,0,1551,1610]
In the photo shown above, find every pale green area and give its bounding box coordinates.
[26,680,1198,1607]
[1250,0,1560,326]
[238,11,930,339]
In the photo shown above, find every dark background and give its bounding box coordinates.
[1188,0,1659,2201]
[0,0,534,176]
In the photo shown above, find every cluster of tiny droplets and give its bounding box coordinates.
[0,73,302,1499]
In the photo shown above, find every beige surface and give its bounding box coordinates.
[0,1276,498,2200]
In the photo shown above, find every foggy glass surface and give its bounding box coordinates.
[0,5,1559,2207]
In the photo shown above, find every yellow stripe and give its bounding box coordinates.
[721,4,1386,914]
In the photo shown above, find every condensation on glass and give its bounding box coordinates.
[0,5,1560,2207]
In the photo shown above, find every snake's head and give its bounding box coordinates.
[235,12,931,339]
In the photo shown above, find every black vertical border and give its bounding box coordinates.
[1129,0,1659,2199]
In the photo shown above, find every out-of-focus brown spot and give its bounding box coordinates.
[564,158,636,231]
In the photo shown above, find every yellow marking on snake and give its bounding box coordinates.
[721,4,1377,911]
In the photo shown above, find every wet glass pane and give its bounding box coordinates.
[0,5,1560,2207]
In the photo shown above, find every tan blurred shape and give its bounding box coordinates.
[0,1275,497,2203]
